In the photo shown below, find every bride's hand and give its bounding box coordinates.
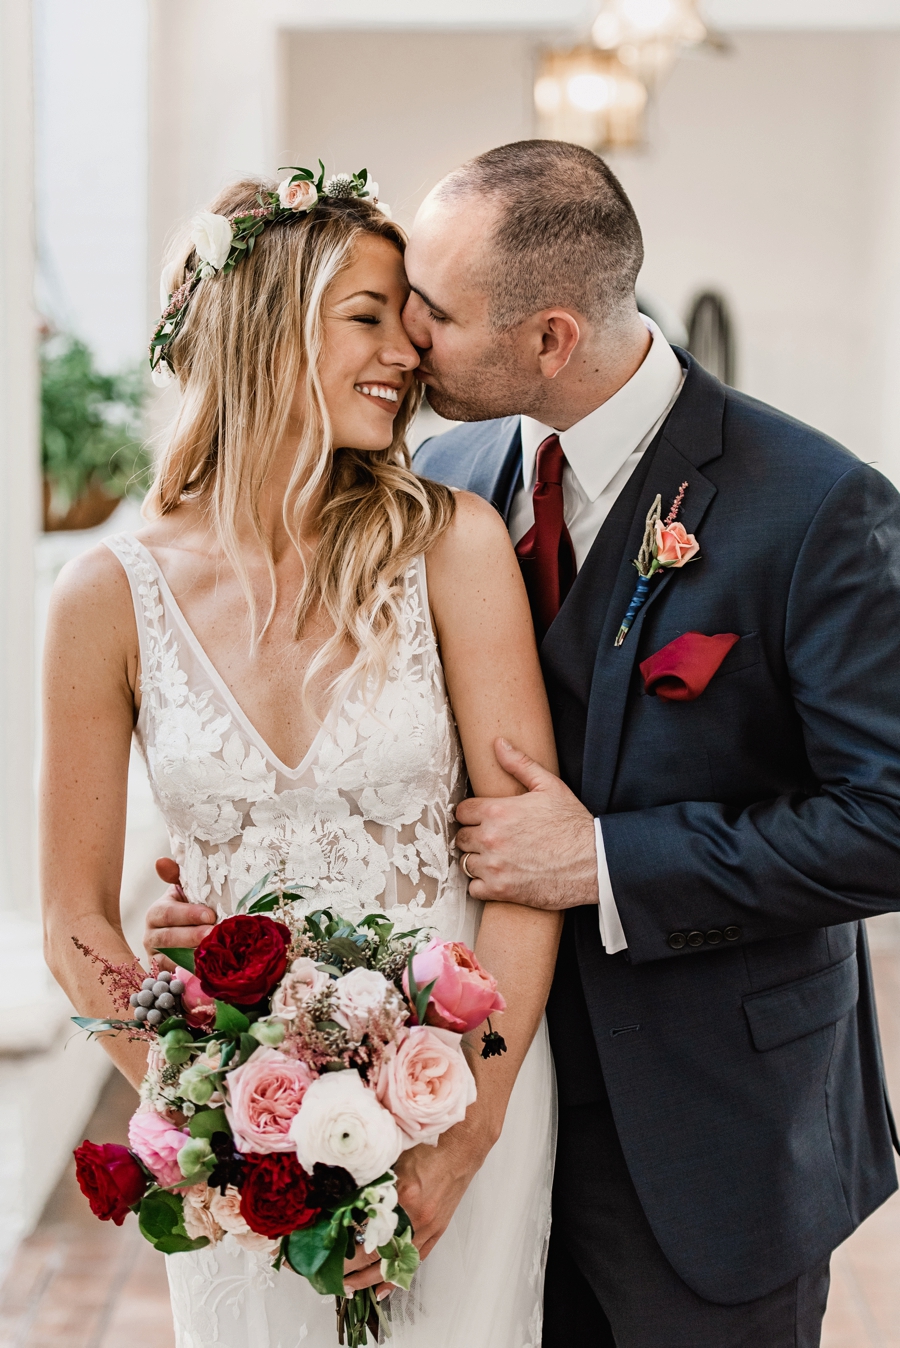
[143,857,216,966]
[342,1122,493,1297]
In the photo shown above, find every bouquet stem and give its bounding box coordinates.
[335,1288,390,1345]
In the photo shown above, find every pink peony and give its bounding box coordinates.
[128,1108,189,1188]
[376,1025,477,1147]
[180,971,216,1030]
[404,939,506,1033]
[224,1047,314,1153]
[655,520,699,569]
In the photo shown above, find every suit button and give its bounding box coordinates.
[706,929,724,945]
[724,926,742,942]
[668,932,687,949]
[687,931,705,947]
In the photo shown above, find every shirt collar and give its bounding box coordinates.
[519,318,683,501]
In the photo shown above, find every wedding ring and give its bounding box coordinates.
[461,851,475,881]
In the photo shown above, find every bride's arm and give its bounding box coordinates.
[347,490,562,1289]
[40,547,150,1087]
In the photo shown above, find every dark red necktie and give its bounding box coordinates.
[515,434,576,641]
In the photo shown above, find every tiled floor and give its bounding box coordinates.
[2,949,899,1348]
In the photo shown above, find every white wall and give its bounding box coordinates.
[34,0,148,370]
[606,32,900,480]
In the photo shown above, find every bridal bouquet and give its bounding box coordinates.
[71,881,506,1346]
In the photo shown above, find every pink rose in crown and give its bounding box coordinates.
[277,178,318,212]
[376,1025,477,1147]
[224,1047,315,1153]
[179,971,216,1030]
[404,939,506,1034]
[655,520,700,568]
[128,1108,189,1188]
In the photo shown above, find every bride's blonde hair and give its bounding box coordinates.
[150,177,454,705]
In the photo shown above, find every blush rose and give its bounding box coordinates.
[225,1047,314,1153]
[655,520,699,568]
[376,1025,477,1147]
[277,178,318,212]
[127,1109,189,1188]
[404,939,506,1033]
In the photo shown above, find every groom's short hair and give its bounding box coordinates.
[436,139,643,331]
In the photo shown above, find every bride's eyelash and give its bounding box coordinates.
[352,314,380,326]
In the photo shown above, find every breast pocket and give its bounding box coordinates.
[742,953,859,1052]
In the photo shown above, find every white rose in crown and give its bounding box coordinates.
[365,180,379,200]
[277,178,318,212]
[289,1069,404,1186]
[190,210,233,271]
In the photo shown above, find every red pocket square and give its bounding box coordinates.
[640,632,740,702]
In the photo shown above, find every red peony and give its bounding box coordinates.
[239,1152,321,1237]
[194,915,291,1006]
[73,1140,148,1225]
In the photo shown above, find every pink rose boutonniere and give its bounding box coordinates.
[615,482,700,646]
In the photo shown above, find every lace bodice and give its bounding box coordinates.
[105,534,468,936]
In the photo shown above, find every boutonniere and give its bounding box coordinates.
[615,481,700,646]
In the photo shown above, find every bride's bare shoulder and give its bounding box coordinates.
[425,488,524,621]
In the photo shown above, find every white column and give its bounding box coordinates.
[0,0,40,921]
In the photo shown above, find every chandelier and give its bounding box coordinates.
[535,0,709,152]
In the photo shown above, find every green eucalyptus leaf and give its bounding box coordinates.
[214,1002,250,1035]
[285,1220,336,1278]
[326,936,366,969]
[157,947,195,975]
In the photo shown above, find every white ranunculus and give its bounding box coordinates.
[289,1070,403,1186]
[361,1178,399,1253]
[190,210,233,270]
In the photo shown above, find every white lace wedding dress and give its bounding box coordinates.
[106,534,555,1348]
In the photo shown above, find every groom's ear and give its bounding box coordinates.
[535,310,582,379]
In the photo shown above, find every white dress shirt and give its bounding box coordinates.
[508,318,684,953]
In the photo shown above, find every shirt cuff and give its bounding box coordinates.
[595,817,628,954]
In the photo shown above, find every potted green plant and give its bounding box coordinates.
[41,337,152,531]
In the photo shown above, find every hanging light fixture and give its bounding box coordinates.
[534,0,711,152]
[534,46,648,152]
[592,0,707,88]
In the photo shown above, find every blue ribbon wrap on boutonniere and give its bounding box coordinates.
[614,481,700,646]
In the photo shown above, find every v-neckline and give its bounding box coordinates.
[132,539,333,779]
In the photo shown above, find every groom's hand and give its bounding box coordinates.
[455,738,598,910]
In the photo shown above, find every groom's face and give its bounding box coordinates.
[403,196,549,422]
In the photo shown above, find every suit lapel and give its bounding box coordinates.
[467,418,522,519]
[575,354,727,814]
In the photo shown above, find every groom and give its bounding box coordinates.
[407,140,900,1345]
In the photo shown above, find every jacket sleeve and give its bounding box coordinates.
[601,462,900,964]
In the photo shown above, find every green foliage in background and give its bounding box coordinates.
[41,337,152,511]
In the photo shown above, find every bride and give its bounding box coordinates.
[40,170,560,1347]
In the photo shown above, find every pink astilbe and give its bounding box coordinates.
[663,481,689,528]
[71,937,144,1014]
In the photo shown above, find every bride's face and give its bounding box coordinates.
[313,234,419,451]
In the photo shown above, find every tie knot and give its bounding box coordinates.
[535,434,566,487]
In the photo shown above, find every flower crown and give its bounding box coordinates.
[150,163,387,385]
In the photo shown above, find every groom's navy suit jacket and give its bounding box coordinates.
[415,353,900,1305]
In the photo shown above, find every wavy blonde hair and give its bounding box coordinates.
[149,177,454,708]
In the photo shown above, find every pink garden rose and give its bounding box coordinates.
[225,1047,314,1153]
[655,520,699,568]
[270,957,331,1022]
[128,1108,189,1188]
[404,939,506,1033]
[376,1025,477,1147]
[277,178,318,212]
[179,971,216,1030]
